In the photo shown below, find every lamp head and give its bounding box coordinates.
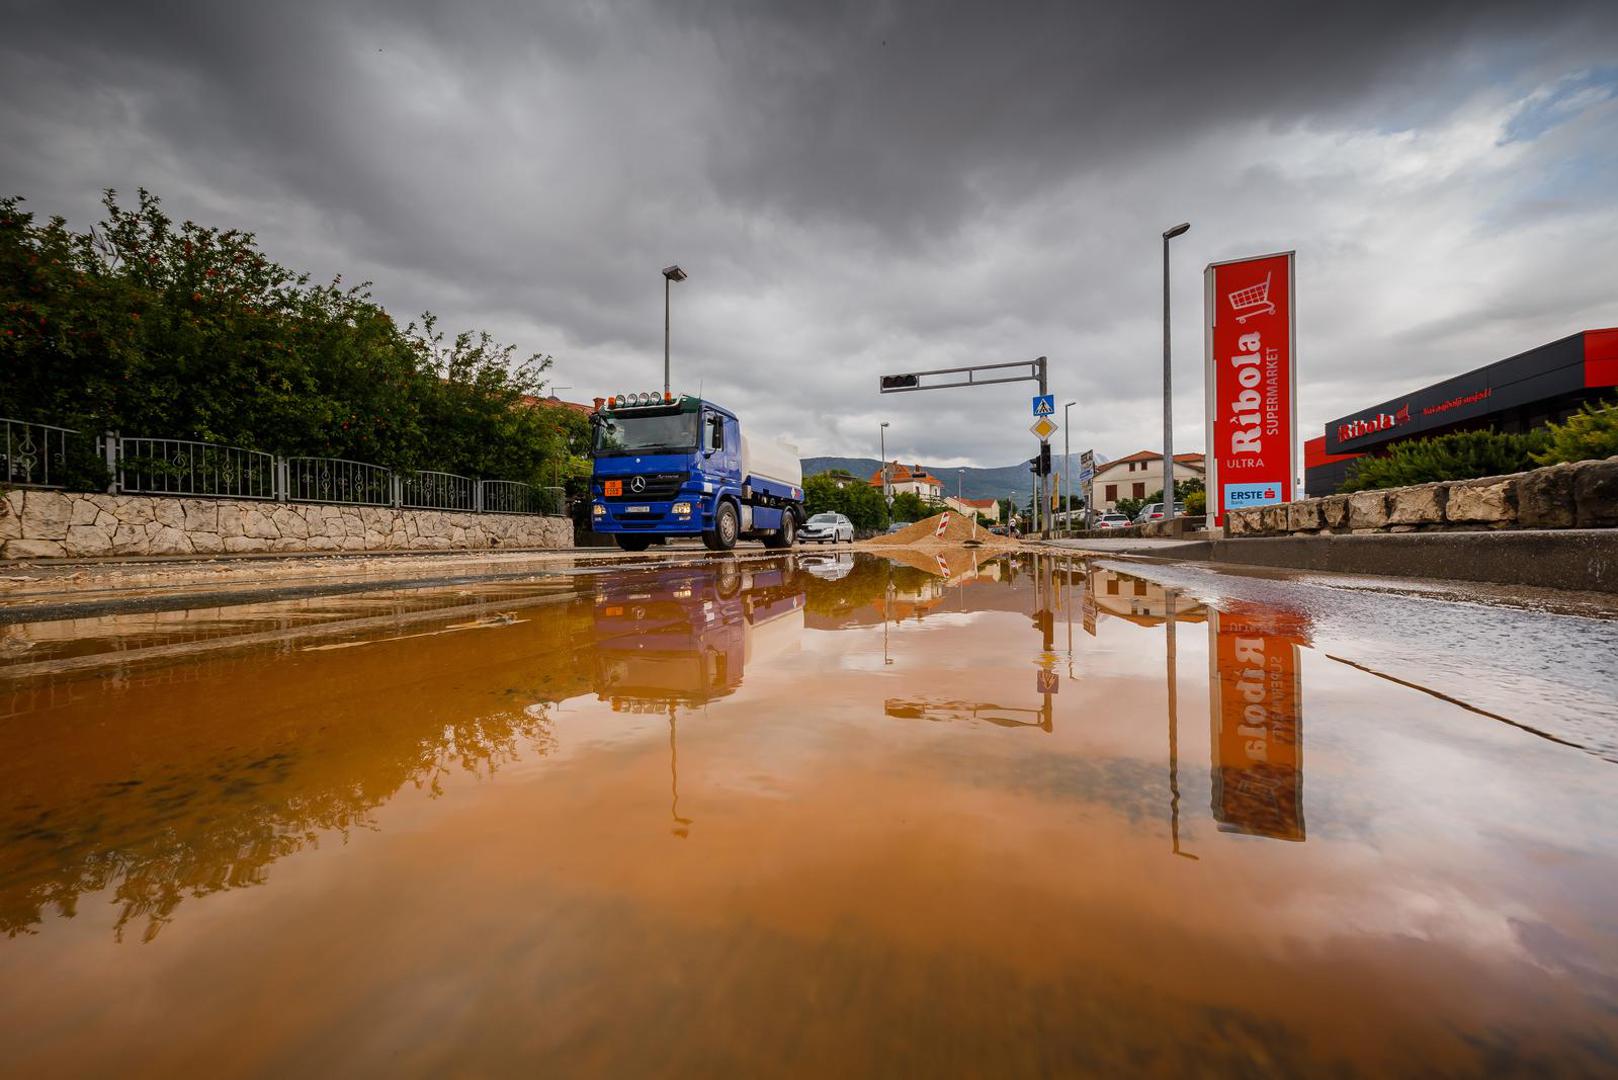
[1163,223,1190,240]
[662,264,687,282]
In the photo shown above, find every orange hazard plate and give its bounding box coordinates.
[604,480,623,496]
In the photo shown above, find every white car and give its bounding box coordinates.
[801,512,855,544]
[1096,513,1132,530]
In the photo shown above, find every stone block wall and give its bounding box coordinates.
[0,490,572,559]
[1225,455,1618,538]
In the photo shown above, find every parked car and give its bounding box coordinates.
[801,512,855,544]
[989,524,1021,538]
[1096,513,1132,529]
[1131,502,1186,524]
[885,521,913,535]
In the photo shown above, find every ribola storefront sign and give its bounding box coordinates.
[1203,251,1297,522]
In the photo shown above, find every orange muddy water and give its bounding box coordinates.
[2,552,1616,1076]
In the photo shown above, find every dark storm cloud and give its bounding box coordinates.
[3,0,1616,466]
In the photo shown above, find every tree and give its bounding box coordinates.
[805,473,889,532]
[889,491,931,523]
[1341,428,1548,492]
[0,189,571,489]
[1533,400,1618,467]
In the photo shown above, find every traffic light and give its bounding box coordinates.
[1039,444,1052,476]
[879,373,920,391]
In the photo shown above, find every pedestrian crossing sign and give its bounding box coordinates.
[1032,394,1055,416]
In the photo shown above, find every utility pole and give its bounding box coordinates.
[1162,224,1188,523]
[1063,400,1075,536]
[1036,355,1047,538]
[880,421,891,509]
[661,265,687,397]
[876,354,1050,536]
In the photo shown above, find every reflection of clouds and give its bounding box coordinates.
[912,743,1172,826]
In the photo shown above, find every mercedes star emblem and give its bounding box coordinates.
[630,476,646,493]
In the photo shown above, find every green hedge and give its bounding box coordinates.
[1,189,584,489]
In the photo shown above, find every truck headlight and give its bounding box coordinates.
[592,503,606,516]
[672,501,693,515]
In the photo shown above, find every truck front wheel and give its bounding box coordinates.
[763,510,796,549]
[703,501,739,551]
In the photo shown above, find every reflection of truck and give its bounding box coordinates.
[591,562,805,708]
[589,393,804,552]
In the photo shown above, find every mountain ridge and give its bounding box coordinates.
[801,455,1105,503]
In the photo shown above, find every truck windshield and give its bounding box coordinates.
[594,412,700,455]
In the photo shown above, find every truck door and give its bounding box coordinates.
[720,415,741,477]
[701,411,725,480]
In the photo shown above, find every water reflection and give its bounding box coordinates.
[5,552,1618,1073]
[0,552,1328,943]
[1208,602,1311,842]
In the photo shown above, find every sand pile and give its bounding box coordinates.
[866,511,1012,549]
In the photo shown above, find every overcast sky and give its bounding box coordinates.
[4,1,1616,467]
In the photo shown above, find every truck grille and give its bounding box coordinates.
[603,471,687,501]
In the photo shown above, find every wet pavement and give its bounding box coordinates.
[2,550,1617,1075]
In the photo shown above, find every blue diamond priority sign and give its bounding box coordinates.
[1032,394,1055,416]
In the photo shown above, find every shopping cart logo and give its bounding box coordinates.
[1227,272,1275,324]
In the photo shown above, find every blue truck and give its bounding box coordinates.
[589,392,805,552]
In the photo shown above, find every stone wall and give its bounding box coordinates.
[0,489,572,559]
[1225,455,1618,538]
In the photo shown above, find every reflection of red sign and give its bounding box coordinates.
[1036,670,1059,694]
[1208,606,1306,841]
[1204,252,1296,523]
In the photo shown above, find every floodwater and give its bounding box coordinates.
[2,550,1617,1076]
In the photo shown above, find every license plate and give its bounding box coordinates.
[627,505,650,513]
[604,480,623,496]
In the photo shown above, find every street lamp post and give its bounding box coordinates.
[880,421,891,508]
[661,264,687,397]
[1161,223,1189,523]
[1063,400,1076,535]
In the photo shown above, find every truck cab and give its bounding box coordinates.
[589,392,804,552]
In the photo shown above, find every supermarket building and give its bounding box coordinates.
[1304,328,1618,495]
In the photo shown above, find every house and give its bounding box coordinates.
[868,462,943,501]
[944,495,1001,523]
[1088,451,1204,513]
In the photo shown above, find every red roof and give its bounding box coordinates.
[954,497,997,509]
[868,463,941,487]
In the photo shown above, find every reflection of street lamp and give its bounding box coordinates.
[1165,587,1197,860]
[662,264,687,397]
[1162,223,1189,523]
[669,706,691,839]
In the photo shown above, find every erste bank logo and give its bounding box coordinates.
[1225,482,1282,507]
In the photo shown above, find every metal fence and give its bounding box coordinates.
[480,480,563,515]
[398,470,478,511]
[116,437,278,500]
[2,417,79,489]
[2,418,566,516]
[285,457,393,507]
